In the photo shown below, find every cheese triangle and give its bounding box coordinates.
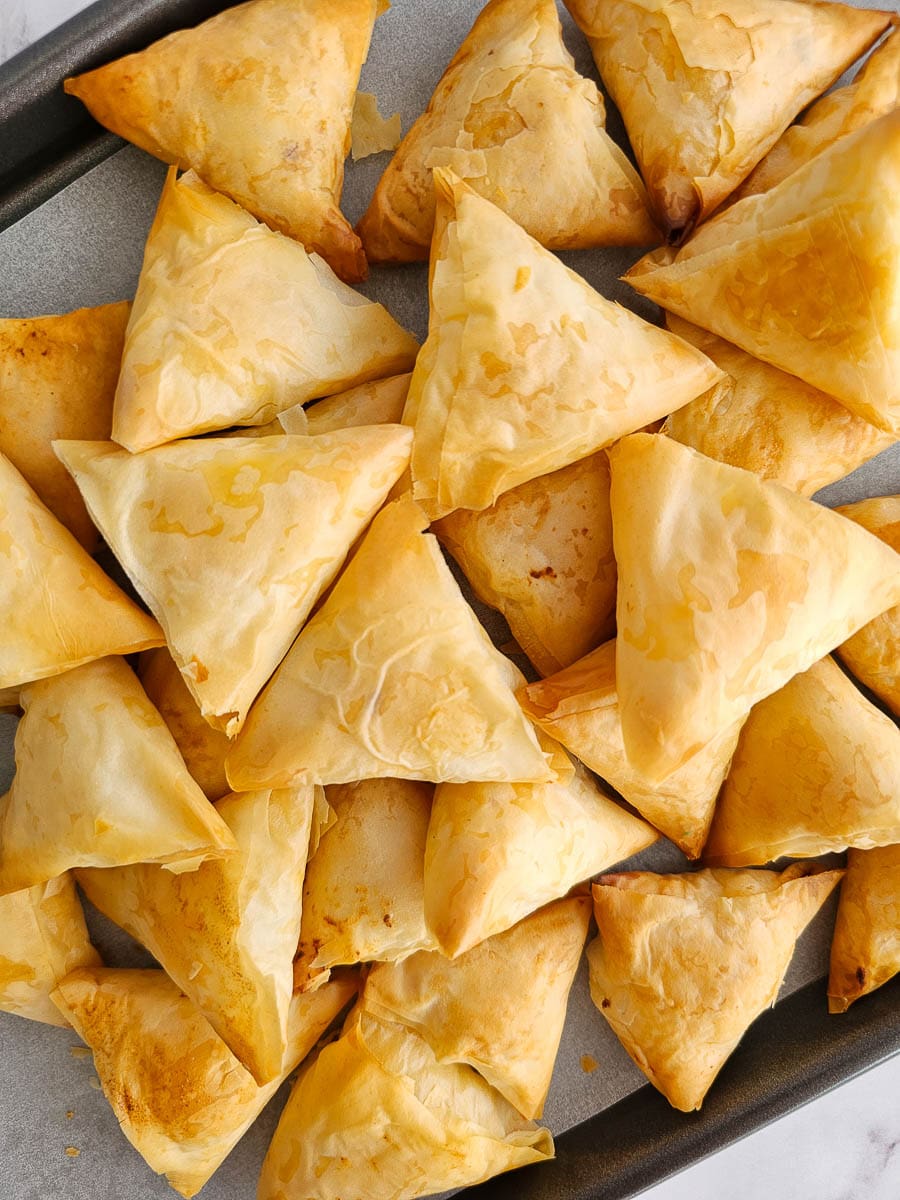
[406,170,724,518]
[56,426,412,735]
[588,865,843,1110]
[608,434,900,783]
[425,734,656,956]
[565,0,891,234]
[64,0,382,282]
[0,657,237,895]
[626,113,900,434]
[519,639,742,857]
[227,495,552,789]
[358,0,657,263]
[835,496,900,718]
[0,453,163,691]
[0,302,128,550]
[110,169,418,451]
[77,784,318,1085]
[51,967,356,1199]
[662,315,894,497]
[303,373,412,435]
[828,844,900,1012]
[0,874,100,1028]
[363,896,590,1119]
[705,657,900,866]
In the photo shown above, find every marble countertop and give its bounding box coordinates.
[1,1,899,1198]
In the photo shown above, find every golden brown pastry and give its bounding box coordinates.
[425,739,656,957]
[51,967,356,1199]
[350,91,402,161]
[295,779,436,990]
[828,844,900,1012]
[357,0,657,263]
[56,427,412,735]
[301,372,412,434]
[519,639,743,857]
[705,657,900,866]
[834,496,900,717]
[77,785,317,1085]
[405,170,724,519]
[363,896,590,1118]
[226,495,552,789]
[0,453,163,691]
[257,1009,554,1200]
[626,112,900,434]
[565,0,890,234]
[64,0,383,281]
[608,434,900,783]
[434,451,617,677]
[0,658,236,895]
[661,315,894,496]
[0,302,128,549]
[0,875,100,1027]
[588,865,843,1110]
[735,20,900,200]
[109,169,418,451]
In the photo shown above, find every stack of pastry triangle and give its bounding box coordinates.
[51,968,357,1199]
[358,0,657,262]
[705,657,900,866]
[227,495,551,789]
[77,785,317,1084]
[588,865,843,1110]
[64,0,384,282]
[626,112,900,434]
[0,657,236,895]
[0,453,162,691]
[0,302,129,549]
[564,0,891,234]
[108,169,418,452]
[518,640,742,858]
[406,170,724,519]
[56,426,413,735]
[362,896,591,1119]
[828,844,900,1012]
[608,434,900,784]
[425,736,657,957]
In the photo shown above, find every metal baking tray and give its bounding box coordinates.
[0,2,898,1198]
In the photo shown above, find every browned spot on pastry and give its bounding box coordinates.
[529,566,556,580]
[856,966,867,986]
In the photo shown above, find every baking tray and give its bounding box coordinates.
[0,2,898,1198]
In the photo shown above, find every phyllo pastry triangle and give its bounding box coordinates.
[434,451,617,677]
[735,21,900,200]
[588,865,843,1110]
[705,657,900,866]
[227,495,551,789]
[64,0,383,282]
[362,896,590,1119]
[51,967,357,1199]
[661,315,894,497]
[608,434,900,783]
[296,779,435,991]
[0,302,128,550]
[357,0,657,264]
[56,426,412,736]
[257,1009,554,1200]
[0,454,162,691]
[828,844,900,1012]
[519,639,742,857]
[626,112,900,434]
[425,735,657,957]
[405,170,724,519]
[0,657,236,895]
[0,875,100,1027]
[109,169,418,451]
[564,0,891,235]
[835,496,900,717]
[77,784,317,1085]
[302,372,412,435]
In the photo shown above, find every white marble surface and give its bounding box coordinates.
[1,1,899,1199]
